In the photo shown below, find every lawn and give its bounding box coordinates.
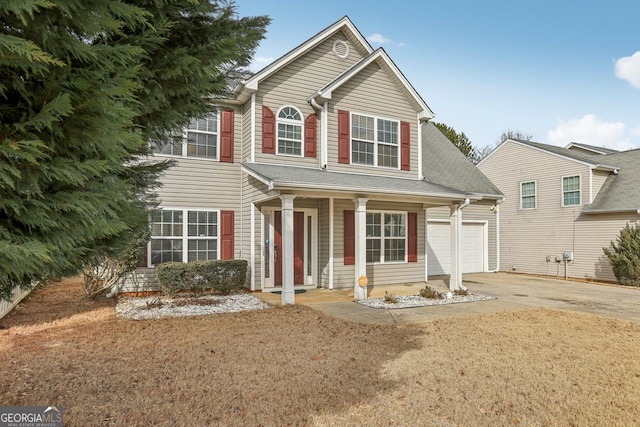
[1,278,639,426]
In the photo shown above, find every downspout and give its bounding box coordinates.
[308,97,327,169]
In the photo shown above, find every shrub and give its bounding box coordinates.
[155,262,187,295]
[383,291,398,304]
[155,259,248,295]
[604,224,640,287]
[419,285,443,299]
[453,288,468,296]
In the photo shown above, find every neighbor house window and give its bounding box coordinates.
[277,106,303,156]
[366,212,406,263]
[520,181,536,209]
[150,209,218,265]
[351,113,399,168]
[562,175,580,206]
[152,114,219,159]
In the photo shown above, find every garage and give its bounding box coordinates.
[427,221,487,275]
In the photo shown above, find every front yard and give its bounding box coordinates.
[1,278,639,426]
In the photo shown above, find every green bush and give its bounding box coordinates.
[604,224,640,287]
[383,291,398,304]
[155,259,248,295]
[419,285,443,299]
[155,262,187,295]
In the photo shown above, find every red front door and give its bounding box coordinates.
[274,211,305,286]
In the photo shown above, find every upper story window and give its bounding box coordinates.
[366,211,406,263]
[520,181,536,209]
[277,106,303,156]
[562,175,581,206]
[152,113,219,159]
[351,113,399,168]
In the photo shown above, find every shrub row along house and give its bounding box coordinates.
[479,140,640,282]
[124,17,503,303]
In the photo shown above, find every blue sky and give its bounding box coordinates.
[236,0,640,151]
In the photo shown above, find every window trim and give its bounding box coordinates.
[561,175,581,207]
[365,210,408,264]
[520,180,537,210]
[151,113,220,161]
[149,207,220,266]
[350,111,401,169]
[276,105,304,158]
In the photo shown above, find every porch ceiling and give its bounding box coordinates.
[242,162,474,203]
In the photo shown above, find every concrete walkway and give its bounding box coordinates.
[254,272,640,324]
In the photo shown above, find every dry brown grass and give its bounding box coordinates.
[1,278,639,426]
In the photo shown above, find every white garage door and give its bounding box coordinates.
[427,221,486,275]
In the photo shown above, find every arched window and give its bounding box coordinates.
[277,106,303,156]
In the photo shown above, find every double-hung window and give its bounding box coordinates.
[277,106,303,156]
[150,209,218,265]
[152,114,219,159]
[351,113,399,168]
[520,181,536,209]
[562,175,580,206]
[366,212,406,263]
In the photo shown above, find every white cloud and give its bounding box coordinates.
[248,56,274,72]
[367,33,391,45]
[615,51,640,89]
[398,42,406,47]
[547,114,635,150]
[631,126,640,137]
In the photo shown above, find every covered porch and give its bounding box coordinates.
[243,163,477,304]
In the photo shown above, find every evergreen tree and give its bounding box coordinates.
[433,122,479,163]
[0,1,268,300]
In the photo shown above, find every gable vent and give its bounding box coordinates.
[332,40,349,59]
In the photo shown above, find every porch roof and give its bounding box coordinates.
[241,162,472,201]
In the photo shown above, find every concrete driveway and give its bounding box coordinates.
[307,272,640,324]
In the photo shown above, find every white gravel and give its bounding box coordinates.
[116,294,269,320]
[357,293,495,309]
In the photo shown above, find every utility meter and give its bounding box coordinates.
[563,251,574,262]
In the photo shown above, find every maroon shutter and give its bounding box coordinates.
[401,121,410,171]
[262,106,275,154]
[220,109,234,163]
[407,212,418,262]
[304,114,317,158]
[220,210,234,260]
[338,110,350,164]
[344,210,355,265]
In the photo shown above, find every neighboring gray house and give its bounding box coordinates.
[127,17,503,303]
[478,138,640,282]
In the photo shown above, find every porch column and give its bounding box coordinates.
[449,204,462,291]
[280,194,296,304]
[354,197,368,300]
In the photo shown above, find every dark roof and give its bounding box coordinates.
[566,142,619,155]
[584,149,640,214]
[241,162,471,201]
[421,122,503,198]
[510,139,604,165]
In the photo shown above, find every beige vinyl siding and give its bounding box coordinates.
[427,202,498,271]
[327,62,419,178]
[331,199,426,289]
[573,213,640,281]
[241,101,252,163]
[241,174,279,288]
[478,140,627,281]
[591,169,611,202]
[254,33,363,166]
[318,199,330,287]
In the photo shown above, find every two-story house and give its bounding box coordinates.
[130,17,503,303]
[478,138,640,282]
